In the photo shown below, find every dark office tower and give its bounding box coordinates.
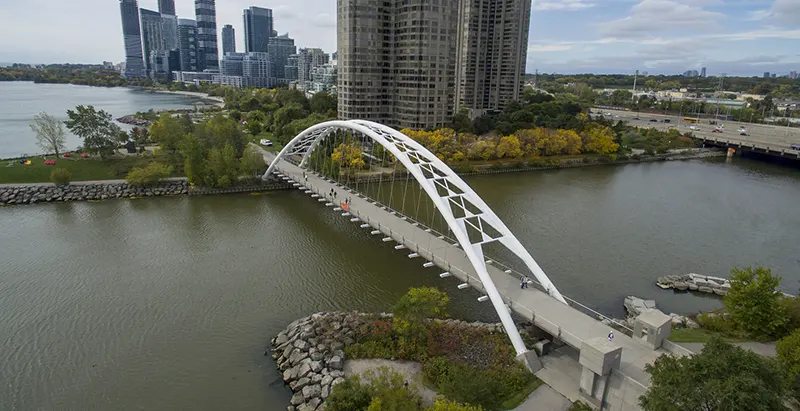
[119,0,145,77]
[700,67,707,78]
[244,6,273,53]
[222,24,236,56]
[177,19,198,71]
[267,34,296,79]
[195,0,219,70]
[140,8,164,76]
[158,0,176,15]
[454,0,532,119]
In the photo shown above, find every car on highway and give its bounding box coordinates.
[649,119,658,122]
[792,144,800,150]
[633,117,640,120]
[712,129,723,133]
[604,112,612,116]
[260,139,273,146]
[663,119,671,123]
[689,125,700,131]
[738,128,748,136]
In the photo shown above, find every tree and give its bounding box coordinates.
[130,127,150,146]
[496,135,523,159]
[150,113,186,153]
[452,109,475,134]
[64,105,122,158]
[640,338,786,411]
[581,124,620,154]
[30,111,67,157]
[428,399,483,411]
[240,147,266,178]
[778,329,800,397]
[392,287,449,337]
[309,91,337,115]
[724,266,788,339]
[326,367,423,411]
[331,143,366,170]
[50,168,71,185]
[181,134,207,185]
[125,163,172,186]
[205,144,239,187]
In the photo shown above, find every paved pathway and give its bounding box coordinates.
[514,384,573,411]
[256,146,673,389]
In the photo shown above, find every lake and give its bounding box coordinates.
[0,82,207,159]
[1,158,798,410]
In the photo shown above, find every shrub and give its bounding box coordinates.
[777,328,800,398]
[428,398,484,411]
[125,162,172,186]
[724,266,788,339]
[326,367,423,411]
[50,168,71,185]
[392,287,449,337]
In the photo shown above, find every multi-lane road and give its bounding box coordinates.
[593,108,800,153]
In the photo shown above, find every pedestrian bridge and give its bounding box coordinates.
[260,120,686,408]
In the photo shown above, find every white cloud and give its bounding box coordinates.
[533,0,596,11]
[528,44,575,52]
[749,0,800,26]
[597,0,725,37]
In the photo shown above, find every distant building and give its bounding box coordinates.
[140,8,164,77]
[284,54,299,81]
[764,72,771,78]
[700,67,706,77]
[195,0,219,70]
[454,0,532,118]
[244,6,273,53]
[222,24,236,56]
[150,49,180,80]
[158,0,176,16]
[173,70,215,84]
[790,71,798,79]
[771,73,777,78]
[119,0,145,77]
[221,52,246,76]
[308,63,337,93]
[267,34,296,80]
[212,75,244,87]
[177,19,199,72]
[103,61,114,69]
[296,48,328,84]
[682,69,699,77]
[242,52,271,87]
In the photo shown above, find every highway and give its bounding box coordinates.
[593,108,800,154]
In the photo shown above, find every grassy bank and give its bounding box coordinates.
[0,156,155,184]
[668,327,746,343]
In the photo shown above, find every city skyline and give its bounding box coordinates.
[0,0,799,76]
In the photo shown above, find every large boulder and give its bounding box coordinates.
[302,384,322,400]
[327,356,343,371]
[624,296,657,317]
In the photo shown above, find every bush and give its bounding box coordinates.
[326,367,423,411]
[777,328,800,398]
[422,357,534,410]
[724,266,788,339]
[125,162,172,186]
[50,168,71,185]
[428,398,483,411]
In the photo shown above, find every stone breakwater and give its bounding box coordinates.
[269,312,507,411]
[0,181,190,205]
[0,180,293,206]
[657,273,731,296]
[116,115,152,126]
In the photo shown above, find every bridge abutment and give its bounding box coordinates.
[578,337,622,408]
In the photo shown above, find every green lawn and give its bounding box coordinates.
[500,378,544,410]
[0,155,154,184]
[668,327,746,343]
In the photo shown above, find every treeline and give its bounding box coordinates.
[0,66,156,88]
[222,87,337,144]
[531,73,800,98]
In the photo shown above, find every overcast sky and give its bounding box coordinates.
[0,0,798,76]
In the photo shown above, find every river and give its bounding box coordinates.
[0,82,208,159]
[0,157,798,410]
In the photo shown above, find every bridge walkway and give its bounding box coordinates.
[257,147,667,389]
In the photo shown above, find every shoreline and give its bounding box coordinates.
[141,88,225,107]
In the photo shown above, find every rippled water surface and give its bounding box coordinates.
[0,158,798,410]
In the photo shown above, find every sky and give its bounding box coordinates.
[0,0,798,76]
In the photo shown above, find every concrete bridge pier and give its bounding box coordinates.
[578,337,623,409]
[517,349,544,373]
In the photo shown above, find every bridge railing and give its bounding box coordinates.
[342,196,635,343]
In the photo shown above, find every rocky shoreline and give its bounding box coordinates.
[657,273,731,296]
[0,180,292,206]
[116,115,152,126]
[269,312,507,411]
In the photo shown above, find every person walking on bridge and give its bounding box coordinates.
[520,277,528,289]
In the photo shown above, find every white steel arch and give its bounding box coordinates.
[263,120,566,355]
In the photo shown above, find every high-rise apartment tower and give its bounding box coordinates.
[158,0,176,16]
[222,24,236,56]
[177,19,199,71]
[337,0,460,129]
[244,6,274,53]
[454,0,532,118]
[119,0,145,77]
[195,0,219,70]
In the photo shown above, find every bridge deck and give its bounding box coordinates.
[259,147,667,388]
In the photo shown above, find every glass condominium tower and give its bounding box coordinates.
[194,0,219,70]
[243,6,273,53]
[119,0,145,77]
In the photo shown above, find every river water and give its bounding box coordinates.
[0,82,207,159]
[1,157,799,408]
